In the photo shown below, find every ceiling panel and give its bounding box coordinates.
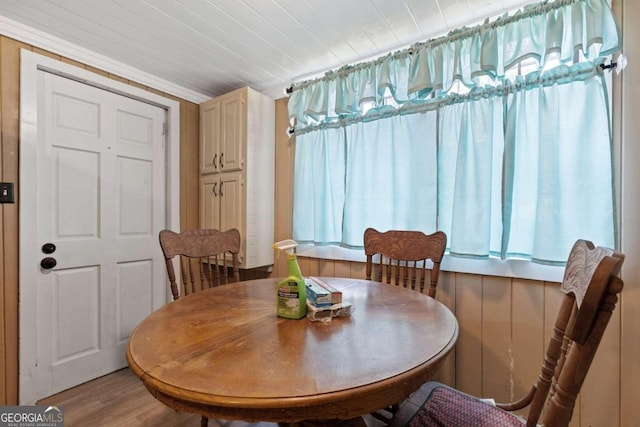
[0,0,538,100]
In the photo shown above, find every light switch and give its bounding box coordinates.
[0,182,15,203]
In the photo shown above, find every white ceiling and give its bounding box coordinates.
[0,0,535,102]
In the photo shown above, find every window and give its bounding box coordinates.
[288,0,620,266]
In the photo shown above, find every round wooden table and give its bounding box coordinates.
[126,277,458,424]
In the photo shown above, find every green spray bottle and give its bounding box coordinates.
[273,239,307,319]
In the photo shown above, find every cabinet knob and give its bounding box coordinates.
[220,181,224,197]
[220,152,224,169]
[212,182,217,196]
[213,153,217,169]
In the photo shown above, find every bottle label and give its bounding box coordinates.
[278,283,300,312]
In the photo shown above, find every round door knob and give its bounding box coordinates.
[42,243,57,254]
[40,257,57,269]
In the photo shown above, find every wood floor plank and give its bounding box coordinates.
[36,369,407,427]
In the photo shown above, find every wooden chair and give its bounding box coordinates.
[158,228,241,427]
[364,227,447,298]
[159,228,241,301]
[363,227,447,423]
[391,239,625,427]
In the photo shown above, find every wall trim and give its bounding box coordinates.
[0,14,209,104]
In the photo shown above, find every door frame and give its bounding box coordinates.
[18,50,180,404]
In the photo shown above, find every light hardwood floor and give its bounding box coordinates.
[36,368,425,427]
[38,368,217,427]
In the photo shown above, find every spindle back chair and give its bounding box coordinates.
[364,227,447,298]
[159,228,241,301]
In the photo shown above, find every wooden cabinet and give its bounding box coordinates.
[199,87,275,269]
[200,92,243,174]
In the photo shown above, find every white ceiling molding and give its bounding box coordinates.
[0,14,210,103]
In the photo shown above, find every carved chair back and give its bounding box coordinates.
[364,228,447,298]
[392,239,624,427]
[159,228,241,301]
[516,239,624,427]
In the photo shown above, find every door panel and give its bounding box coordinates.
[118,157,152,235]
[200,100,220,174]
[200,174,220,230]
[53,267,100,362]
[220,93,242,171]
[53,147,100,238]
[30,71,167,400]
[117,260,153,345]
[219,172,242,233]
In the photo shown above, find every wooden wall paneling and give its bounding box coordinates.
[0,37,29,404]
[296,256,309,277]
[480,276,512,402]
[432,271,456,386]
[183,100,199,231]
[107,73,129,85]
[334,260,351,278]
[84,65,109,78]
[273,98,294,278]
[580,308,622,427]
[618,1,640,426]
[297,256,322,278]
[349,261,367,280]
[0,36,5,406]
[0,36,29,405]
[59,56,86,69]
[307,257,321,277]
[453,273,483,396]
[31,47,59,60]
[318,258,335,277]
[127,80,149,93]
[510,278,544,418]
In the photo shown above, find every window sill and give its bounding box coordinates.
[296,244,564,283]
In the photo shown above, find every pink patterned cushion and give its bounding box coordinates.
[407,385,524,427]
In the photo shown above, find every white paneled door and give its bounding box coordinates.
[22,70,167,402]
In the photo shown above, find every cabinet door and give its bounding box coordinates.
[199,175,220,230]
[200,100,220,174]
[218,171,242,235]
[219,92,243,172]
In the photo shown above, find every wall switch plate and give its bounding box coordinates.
[0,182,15,203]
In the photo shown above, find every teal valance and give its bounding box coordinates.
[288,0,621,131]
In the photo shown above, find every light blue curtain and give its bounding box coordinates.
[502,68,615,264]
[439,95,504,258]
[288,0,620,131]
[292,127,346,245]
[341,112,438,247]
[289,0,620,263]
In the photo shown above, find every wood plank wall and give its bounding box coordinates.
[0,35,201,405]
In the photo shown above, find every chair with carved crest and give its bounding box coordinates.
[363,227,447,423]
[158,228,241,427]
[364,227,447,298]
[389,239,624,427]
[159,228,241,301]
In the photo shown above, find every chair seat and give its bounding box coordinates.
[406,382,524,427]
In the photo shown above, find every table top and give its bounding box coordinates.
[126,277,458,423]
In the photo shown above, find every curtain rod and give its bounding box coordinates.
[288,0,578,92]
